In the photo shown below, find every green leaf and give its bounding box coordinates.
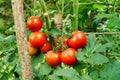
[73,62,85,73]
[48,75,62,80]
[80,74,92,80]
[100,61,120,80]
[49,68,79,80]
[90,71,99,80]
[94,44,106,53]
[39,63,52,75]
[95,13,113,19]
[31,53,44,76]
[54,68,77,77]
[65,76,80,80]
[87,53,109,65]
[31,53,44,68]
[76,50,87,62]
[94,43,113,53]
[49,28,61,37]
[86,34,96,52]
[93,4,104,9]
[107,16,120,28]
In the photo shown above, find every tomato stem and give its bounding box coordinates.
[73,0,78,30]
[39,0,51,30]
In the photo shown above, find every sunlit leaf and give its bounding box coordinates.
[87,53,109,65]
[39,63,52,75]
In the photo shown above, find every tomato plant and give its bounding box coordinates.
[68,30,87,49]
[60,48,77,65]
[27,16,42,32]
[28,42,38,56]
[1,0,120,80]
[29,32,46,47]
[40,41,51,53]
[45,51,61,66]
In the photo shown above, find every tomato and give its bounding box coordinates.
[29,32,46,47]
[63,37,69,45]
[45,51,61,66]
[68,30,87,49]
[40,41,51,53]
[60,48,77,65]
[27,16,42,32]
[28,42,38,56]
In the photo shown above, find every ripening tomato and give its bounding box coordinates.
[68,30,87,49]
[45,51,61,66]
[29,32,46,47]
[40,41,51,53]
[60,48,77,65]
[28,42,38,56]
[27,16,42,32]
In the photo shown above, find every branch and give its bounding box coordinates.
[85,32,120,35]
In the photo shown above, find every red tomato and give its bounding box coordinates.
[60,48,77,65]
[63,37,69,45]
[29,32,46,47]
[45,51,61,66]
[68,30,87,49]
[27,16,42,32]
[40,41,51,53]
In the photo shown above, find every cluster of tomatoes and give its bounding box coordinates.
[27,16,87,67]
[27,16,51,56]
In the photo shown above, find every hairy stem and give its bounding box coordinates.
[73,0,78,30]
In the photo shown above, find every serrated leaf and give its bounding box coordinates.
[100,61,120,80]
[39,63,52,75]
[87,53,109,65]
[76,50,86,62]
[107,16,120,28]
[94,43,113,53]
[94,44,106,53]
[86,34,96,51]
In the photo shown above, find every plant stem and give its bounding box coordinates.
[39,0,51,30]
[62,0,64,14]
[73,0,78,30]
